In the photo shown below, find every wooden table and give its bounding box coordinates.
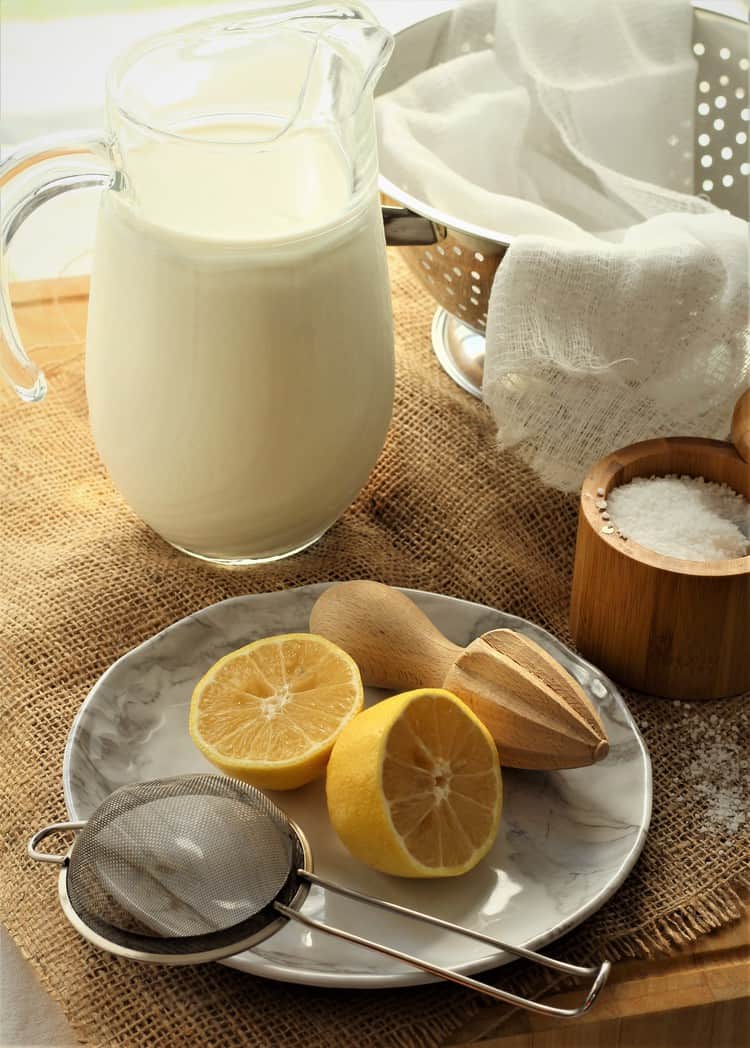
[5,277,749,1048]
[451,915,749,1048]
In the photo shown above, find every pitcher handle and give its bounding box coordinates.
[0,131,112,402]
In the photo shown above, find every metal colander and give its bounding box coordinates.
[30,773,611,1019]
[380,2,749,396]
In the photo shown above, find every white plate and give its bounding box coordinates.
[63,584,651,989]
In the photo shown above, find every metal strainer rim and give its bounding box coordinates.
[30,773,611,1018]
[33,775,313,966]
[378,1,748,250]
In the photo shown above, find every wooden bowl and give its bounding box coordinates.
[570,437,750,700]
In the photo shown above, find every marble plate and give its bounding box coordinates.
[63,584,651,989]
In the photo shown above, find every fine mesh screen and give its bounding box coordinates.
[66,775,305,956]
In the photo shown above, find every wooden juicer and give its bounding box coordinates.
[311,580,609,770]
[570,389,750,700]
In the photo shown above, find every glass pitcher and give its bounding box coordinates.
[0,2,395,565]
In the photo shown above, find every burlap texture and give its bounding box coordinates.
[1,253,747,1048]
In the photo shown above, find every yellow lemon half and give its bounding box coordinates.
[326,688,502,877]
[189,633,363,790]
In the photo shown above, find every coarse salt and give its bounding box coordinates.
[607,475,749,561]
[668,700,747,839]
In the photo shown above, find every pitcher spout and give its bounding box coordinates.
[315,3,394,102]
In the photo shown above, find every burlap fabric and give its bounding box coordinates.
[1,253,747,1048]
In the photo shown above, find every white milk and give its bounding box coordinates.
[85,126,394,561]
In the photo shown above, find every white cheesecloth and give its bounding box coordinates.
[376,0,749,491]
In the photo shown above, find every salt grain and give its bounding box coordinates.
[678,705,747,838]
[607,475,749,560]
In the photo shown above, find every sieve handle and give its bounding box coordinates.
[275,871,610,1019]
[28,822,85,865]
[382,205,438,246]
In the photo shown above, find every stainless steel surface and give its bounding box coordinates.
[382,205,437,245]
[31,772,610,1017]
[281,871,611,1018]
[54,861,311,967]
[691,4,750,219]
[377,3,749,396]
[431,309,487,397]
[31,775,312,965]
[27,822,84,865]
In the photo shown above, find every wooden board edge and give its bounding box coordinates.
[10,275,91,307]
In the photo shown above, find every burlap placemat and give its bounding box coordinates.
[1,253,747,1048]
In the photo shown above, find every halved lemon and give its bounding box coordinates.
[326,688,502,877]
[189,633,363,790]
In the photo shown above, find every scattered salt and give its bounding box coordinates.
[607,474,749,560]
[677,705,747,838]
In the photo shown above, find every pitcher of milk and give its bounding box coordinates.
[0,2,395,564]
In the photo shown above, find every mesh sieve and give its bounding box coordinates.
[61,775,306,957]
[30,773,611,1018]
